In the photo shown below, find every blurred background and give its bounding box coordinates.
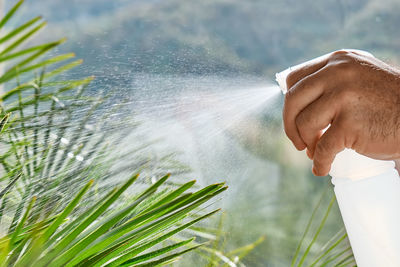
[7,0,400,265]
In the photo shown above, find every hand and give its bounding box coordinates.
[283,50,400,176]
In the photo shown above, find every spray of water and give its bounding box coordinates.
[111,75,283,195]
[126,75,281,142]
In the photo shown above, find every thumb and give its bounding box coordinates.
[312,124,345,176]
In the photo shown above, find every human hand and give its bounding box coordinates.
[283,50,400,176]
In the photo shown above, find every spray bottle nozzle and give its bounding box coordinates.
[275,67,291,94]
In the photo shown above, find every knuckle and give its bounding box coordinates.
[329,50,351,61]
[327,50,360,75]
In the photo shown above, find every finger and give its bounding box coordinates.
[312,123,345,176]
[286,55,329,89]
[295,92,338,158]
[283,66,330,150]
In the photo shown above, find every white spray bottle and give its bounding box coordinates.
[276,50,400,267]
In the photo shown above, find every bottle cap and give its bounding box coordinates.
[329,149,395,180]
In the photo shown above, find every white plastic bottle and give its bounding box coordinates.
[276,50,400,267]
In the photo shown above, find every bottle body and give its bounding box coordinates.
[332,167,400,266]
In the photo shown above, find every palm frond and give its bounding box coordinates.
[0,1,233,266]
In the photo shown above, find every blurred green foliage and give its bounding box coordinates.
[17,0,400,77]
